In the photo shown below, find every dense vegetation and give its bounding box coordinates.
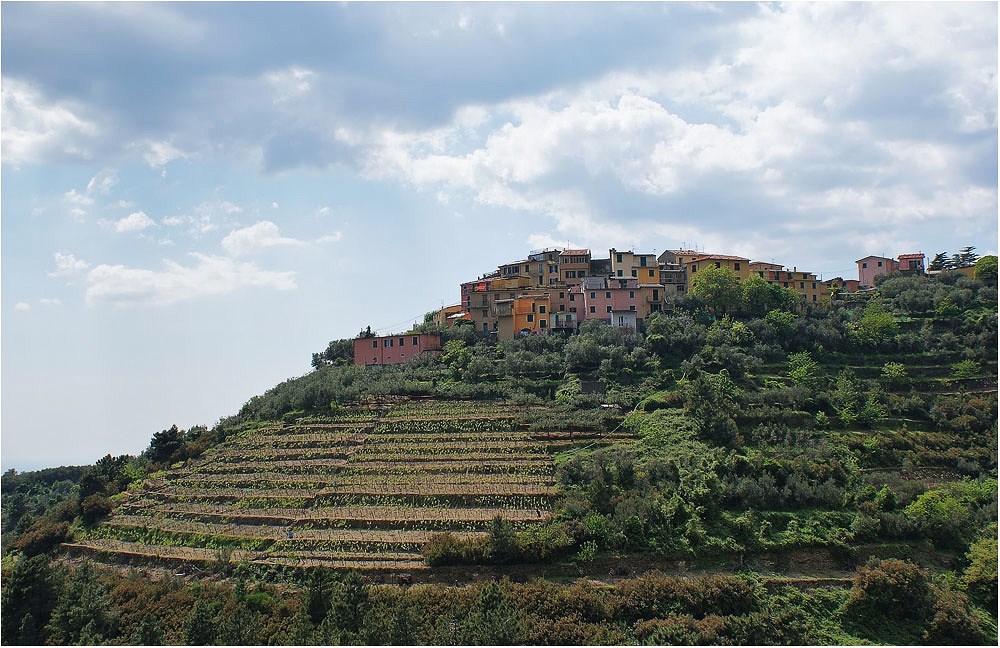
[2,268,997,645]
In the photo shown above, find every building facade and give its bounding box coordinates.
[353,333,442,366]
[856,255,898,288]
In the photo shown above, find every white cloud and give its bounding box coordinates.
[63,188,94,220]
[114,211,157,233]
[85,253,297,306]
[315,232,344,245]
[86,169,119,195]
[221,221,305,257]
[264,66,314,103]
[39,298,62,306]
[132,138,188,167]
[49,252,91,278]
[164,200,242,236]
[1,77,99,166]
[14,302,31,312]
[356,1,995,254]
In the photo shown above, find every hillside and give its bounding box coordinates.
[3,269,997,644]
[65,400,628,573]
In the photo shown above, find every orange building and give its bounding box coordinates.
[559,249,591,285]
[495,294,552,339]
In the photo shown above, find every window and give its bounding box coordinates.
[734,262,741,270]
[566,270,575,278]
[606,306,613,313]
[539,305,546,314]
[715,262,721,268]
[629,305,636,311]
[569,293,575,302]
[677,285,685,291]
[605,291,611,299]
[812,295,817,302]
[386,339,394,347]
[648,269,655,278]
[652,289,659,301]
[629,291,635,299]
[559,305,565,311]
[372,340,378,348]
[617,270,623,277]
[783,282,789,288]
[692,265,698,272]
[631,269,637,277]
[569,307,577,313]
[399,337,405,346]
[540,319,547,328]
[590,292,596,299]
[758,271,764,278]
[640,256,647,267]
[811,283,816,289]
[413,336,418,345]
[616,253,623,263]
[862,262,868,268]
[559,292,564,299]
[877,261,883,267]
[589,306,596,313]
[527,314,534,323]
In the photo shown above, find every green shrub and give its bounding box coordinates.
[845,558,931,621]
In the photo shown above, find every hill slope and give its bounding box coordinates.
[68,399,629,572]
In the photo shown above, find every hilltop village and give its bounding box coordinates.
[352,247,934,365]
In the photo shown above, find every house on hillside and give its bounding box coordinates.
[897,253,926,276]
[856,255,898,288]
[353,333,442,366]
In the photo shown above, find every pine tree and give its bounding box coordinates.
[928,252,949,271]
[44,562,113,645]
[183,599,218,645]
[1,554,60,645]
[957,246,979,268]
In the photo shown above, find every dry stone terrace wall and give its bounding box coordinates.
[70,400,630,572]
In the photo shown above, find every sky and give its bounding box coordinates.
[2,2,997,470]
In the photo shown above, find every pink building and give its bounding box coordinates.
[856,255,898,288]
[567,277,662,330]
[353,333,442,366]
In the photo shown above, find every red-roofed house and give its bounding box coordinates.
[897,253,926,275]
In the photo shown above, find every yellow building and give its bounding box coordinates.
[434,304,468,328]
[750,262,830,303]
[609,248,659,283]
[527,249,563,286]
[685,254,753,280]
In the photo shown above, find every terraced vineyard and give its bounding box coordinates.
[68,399,630,572]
